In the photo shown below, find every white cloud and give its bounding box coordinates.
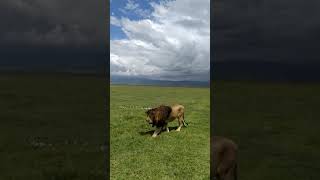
[119,0,151,18]
[110,16,121,26]
[110,0,210,81]
[125,0,139,10]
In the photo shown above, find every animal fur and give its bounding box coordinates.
[212,136,238,180]
[145,104,186,137]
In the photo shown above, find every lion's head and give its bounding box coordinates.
[145,105,172,127]
[145,108,155,125]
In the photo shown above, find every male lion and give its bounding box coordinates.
[212,136,238,180]
[145,104,186,137]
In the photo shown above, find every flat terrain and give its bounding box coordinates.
[3,75,317,179]
[213,81,320,180]
[110,85,210,179]
[0,74,106,179]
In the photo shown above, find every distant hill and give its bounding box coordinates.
[112,61,320,85]
[111,75,209,87]
[3,51,320,83]
[0,47,105,76]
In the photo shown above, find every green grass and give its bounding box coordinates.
[110,85,210,180]
[4,75,316,179]
[0,74,106,179]
[214,81,320,180]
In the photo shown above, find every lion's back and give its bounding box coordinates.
[170,104,184,118]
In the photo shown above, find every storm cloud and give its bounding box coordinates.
[0,0,107,47]
[213,0,320,63]
[0,0,107,74]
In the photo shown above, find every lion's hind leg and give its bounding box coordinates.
[176,118,183,131]
[176,113,187,131]
[181,113,188,127]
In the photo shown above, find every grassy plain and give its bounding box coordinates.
[213,81,320,180]
[3,75,317,180]
[0,74,106,179]
[110,85,210,180]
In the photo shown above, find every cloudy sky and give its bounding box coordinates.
[2,0,319,79]
[0,0,106,47]
[110,0,210,81]
[0,0,107,73]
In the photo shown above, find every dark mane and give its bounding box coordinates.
[146,105,172,127]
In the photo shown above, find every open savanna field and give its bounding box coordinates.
[0,74,106,179]
[214,81,320,180]
[110,85,210,179]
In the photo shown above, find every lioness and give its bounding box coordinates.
[145,104,186,137]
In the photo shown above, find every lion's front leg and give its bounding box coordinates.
[152,127,162,137]
[163,123,169,132]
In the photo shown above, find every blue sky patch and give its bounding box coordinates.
[110,0,160,40]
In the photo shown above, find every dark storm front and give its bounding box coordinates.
[212,0,320,179]
[213,0,320,82]
[0,47,105,75]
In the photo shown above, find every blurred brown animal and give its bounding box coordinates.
[145,104,186,137]
[212,136,238,180]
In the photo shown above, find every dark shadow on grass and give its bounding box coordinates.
[168,126,179,131]
[139,130,154,136]
[138,126,180,136]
